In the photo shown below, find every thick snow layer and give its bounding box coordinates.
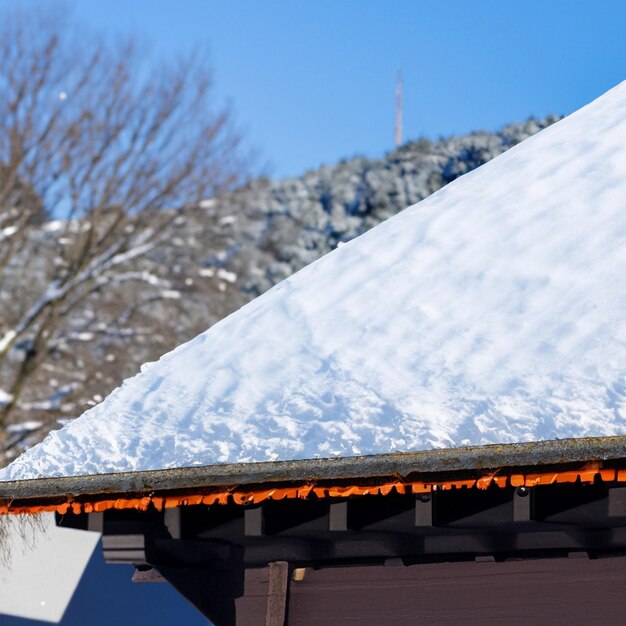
[4,83,626,480]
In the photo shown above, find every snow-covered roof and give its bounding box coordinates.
[4,82,626,481]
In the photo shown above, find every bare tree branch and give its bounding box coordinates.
[0,8,250,460]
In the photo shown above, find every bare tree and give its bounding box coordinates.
[0,9,248,462]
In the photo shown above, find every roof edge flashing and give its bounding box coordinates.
[2,435,626,503]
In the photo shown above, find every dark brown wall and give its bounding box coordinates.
[238,556,626,625]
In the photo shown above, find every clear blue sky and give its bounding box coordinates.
[14,0,626,178]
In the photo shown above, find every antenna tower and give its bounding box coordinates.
[395,70,403,147]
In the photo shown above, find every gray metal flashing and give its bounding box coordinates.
[2,435,626,503]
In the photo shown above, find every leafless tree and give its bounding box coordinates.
[0,9,248,463]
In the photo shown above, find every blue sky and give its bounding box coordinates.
[16,0,626,178]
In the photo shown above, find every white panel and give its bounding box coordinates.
[0,513,100,623]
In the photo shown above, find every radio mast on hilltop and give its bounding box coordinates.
[395,69,403,147]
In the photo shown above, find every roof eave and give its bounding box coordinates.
[2,435,626,505]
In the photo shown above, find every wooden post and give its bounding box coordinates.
[266,561,289,626]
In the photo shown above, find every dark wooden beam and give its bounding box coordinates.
[329,502,348,532]
[245,506,265,537]
[164,507,181,539]
[414,494,433,527]
[87,511,104,533]
[513,486,534,522]
[266,562,289,626]
[101,534,147,565]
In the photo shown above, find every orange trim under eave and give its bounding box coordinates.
[0,463,620,516]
